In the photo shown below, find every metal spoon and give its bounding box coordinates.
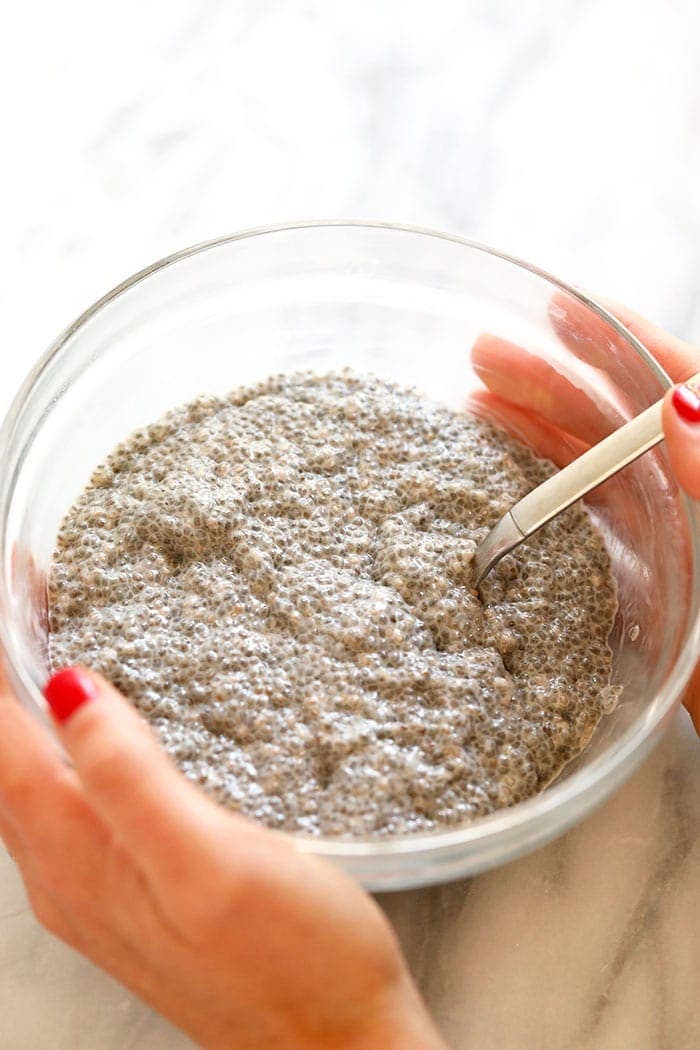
[473,375,699,586]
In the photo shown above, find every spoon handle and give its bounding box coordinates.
[512,398,664,536]
[473,373,700,585]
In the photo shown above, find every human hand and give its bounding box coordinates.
[0,665,444,1049]
[467,296,700,731]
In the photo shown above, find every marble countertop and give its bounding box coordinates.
[1,1,698,1046]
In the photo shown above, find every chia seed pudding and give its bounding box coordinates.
[49,371,619,837]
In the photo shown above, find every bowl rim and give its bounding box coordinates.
[1,218,698,864]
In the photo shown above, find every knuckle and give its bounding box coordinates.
[1,773,36,812]
[27,888,63,937]
[1,766,68,815]
[35,860,73,903]
[79,743,138,801]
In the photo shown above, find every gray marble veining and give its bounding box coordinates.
[381,716,700,1049]
[0,1,698,1046]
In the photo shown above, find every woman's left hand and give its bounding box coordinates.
[468,297,700,732]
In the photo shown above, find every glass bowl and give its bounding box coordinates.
[1,221,698,891]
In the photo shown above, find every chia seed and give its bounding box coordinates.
[49,371,619,838]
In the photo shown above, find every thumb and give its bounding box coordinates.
[662,380,700,500]
[43,667,255,887]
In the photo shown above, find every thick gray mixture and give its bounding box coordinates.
[49,371,618,837]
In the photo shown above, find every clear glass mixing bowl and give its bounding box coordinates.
[1,221,698,890]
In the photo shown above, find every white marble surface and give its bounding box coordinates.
[0,1,698,1046]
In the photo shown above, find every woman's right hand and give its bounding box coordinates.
[467,297,700,731]
[0,665,444,1049]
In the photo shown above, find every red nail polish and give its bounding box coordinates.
[672,384,700,423]
[44,668,97,723]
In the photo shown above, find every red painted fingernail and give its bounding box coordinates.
[672,384,700,423]
[44,668,97,724]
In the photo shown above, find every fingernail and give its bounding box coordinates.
[44,668,97,724]
[672,384,700,424]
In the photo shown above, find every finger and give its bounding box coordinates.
[43,667,256,890]
[0,668,226,965]
[547,292,619,370]
[0,666,28,860]
[0,670,123,912]
[0,662,75,843]
[598,297,699,383]
[471,333,629,445]
[466,390,588,468]
[0,664,102,882]
[683,660,700,735]
[10,549,49,641]
[549,291,700,383]
[662,383,700,499]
